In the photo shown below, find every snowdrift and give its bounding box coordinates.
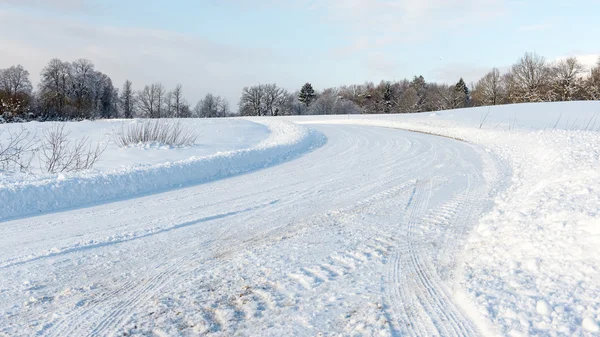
[0,120,326,221]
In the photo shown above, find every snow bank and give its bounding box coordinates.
[0,120,325,221]
[0,118,272,171]
[292,102,600,336]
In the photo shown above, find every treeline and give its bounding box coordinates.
[2,53,600,122]
[0,58,232,122]
[238,53,600,116]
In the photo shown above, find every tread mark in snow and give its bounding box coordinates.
[383,179,482,337]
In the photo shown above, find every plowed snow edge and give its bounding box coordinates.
[0,120,326,222]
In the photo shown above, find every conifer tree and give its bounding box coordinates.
[298,83,316,107]
[453,77,470,108]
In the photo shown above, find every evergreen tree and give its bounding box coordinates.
[383,82,393,102]
[410,75,428,111]
[453,77,470,108]
[298,83,316,107]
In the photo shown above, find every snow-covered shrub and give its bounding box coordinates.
[114,119,198,147]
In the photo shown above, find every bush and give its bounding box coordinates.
[115,119,198,147]
[0,127,36,172]
[39,124,106,173]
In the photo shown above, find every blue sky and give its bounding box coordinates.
[1,0,599,106]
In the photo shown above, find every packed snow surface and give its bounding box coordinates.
[1,101,599,336]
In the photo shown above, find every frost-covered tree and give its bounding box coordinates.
[195,93,228,118]
[0,65,33,120]
[396,87,419,113]
[239,85,265,116]
[309,90,360,115]
[310,90,336,115]
[586,58,600,99]
[179,103,192,118]
[508,52,552,102]
[39,58,73,118]
[452,78,470,108]
[0,65,32,96]
[549,57,585,101]
[425,83,453,111]
[70,59,96,117]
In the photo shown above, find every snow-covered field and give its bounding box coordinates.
[1,101,599,336]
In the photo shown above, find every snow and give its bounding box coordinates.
[0,118,271,171]
[582,317,600,333]
[285,100,600,336]
[1,101,599,336]
[0,119,325,221]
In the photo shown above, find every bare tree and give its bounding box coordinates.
[179,103,192,118]
[550,57,585,101]
[195,93,227,118]
[309,90,359,115]
[472,68,505,106]
[509,52,552,102]
[275,90,296,115]
[239,85,265,116]
[0,65,33,95]
[263,84,285,116]
[425,84,453,111]
[0,65,33,120]
[170,84,187,117]
[39,58,73,117]
[338,84,365,103]
[164,91,174,117]
[396,87,419,113]
[70,59,96,116]
[137,83,164,118]
[218,99,230,117]
[586,57,600,99]
[155,83,166,118]
[310,92,336,115]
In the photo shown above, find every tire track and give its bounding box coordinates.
[384,178,482,337]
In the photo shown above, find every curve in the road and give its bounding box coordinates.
[0,124,503,337]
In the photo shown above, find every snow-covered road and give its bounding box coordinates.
[1,124,504,336]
